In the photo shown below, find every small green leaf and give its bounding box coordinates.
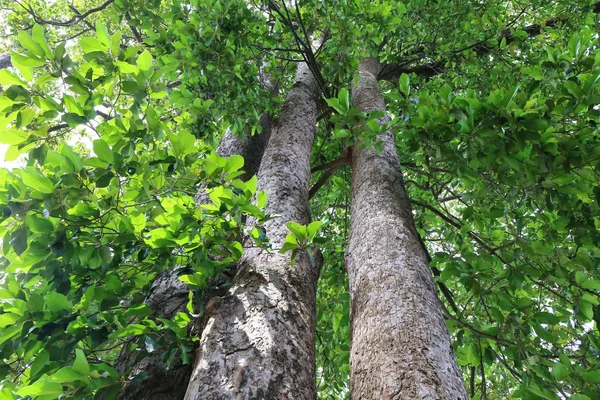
[581,369,600,384]
[286,222,307,242]
[326,98,346,115]
[47,366,84,383]
[279,234,298,253]
[338,88,350,112]
[31,24,52,59]
[115,61,138,74]
[18,32,44,58]
[96,22,111,47]
[30,350,50,379]
[579,300,593,322]
[93,139,114,163]
[306,221,323,240]
[399,73,410,96]
[0,70,26,86]
[521,67,543,80]
[109,324,150,339]
[10,51,45,67]
[551,362,569,380]
[45,292,72,313]
[79,37,108,54]
[570,395,592,400]
[17,380,63,397]
[533,311,561,325]
[0,313,21,328]
[73,349,90,376]
[137,50,153,71]
[226,155,244,173]
[111,31,122,55]
[9,225,28,255]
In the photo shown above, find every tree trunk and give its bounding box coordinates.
[345,58,467,399]
[113,116,272,400]
[184,62,320,400]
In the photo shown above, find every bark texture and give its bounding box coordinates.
[345,58,467,399]
[184,62,320,400]
[113,117,272,400]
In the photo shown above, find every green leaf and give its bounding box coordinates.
[399,73,410,96]
[169,130,196,156]
[111,31,121,55]
[306,221,323,240]
[579,300,593,322]
[178,273,209,288]
[137,50,153,71]
[521,67,543,80]
[17,380,63,397]
[96,22,111,47]
[570,395,592,400]
[533,311,561,325]
[581,370,600,384]
[93,139,115,163]
[31,24,52,59]
[0,313,21,327]
[286,222,307,242]
[30,350,50,379]
[10,51,45,67]
[551,362,569,380]
[45,292,72,313]
[338,88,350,112]
[9,225,28,255]
[79,37,108,54]
[279,234,298,253]
[47,366,84,383]
[17,32,44,58]
[225,155,244,173]
[21,167,54,193]
[73,349,90,376]
[26,215,54,234]
[115,61,138,74]
[326,98,346,115]
[0,70,26,86]
[109,324,149,338]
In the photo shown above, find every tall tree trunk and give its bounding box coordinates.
[345,58,467,399]
[113,116,272,400]
[184,62,320,400]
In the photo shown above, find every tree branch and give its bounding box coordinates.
[379,2,600,81]
[15,0,115,27]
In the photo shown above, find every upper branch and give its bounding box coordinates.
[379,2,600,81]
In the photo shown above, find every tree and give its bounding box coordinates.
[0,1,599,399]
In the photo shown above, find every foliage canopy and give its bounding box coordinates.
[0,0,599,399]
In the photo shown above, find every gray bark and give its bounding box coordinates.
[184,62,321,400]
[345,58,467,399]
[0,53,11,70]
[113,116,272,400]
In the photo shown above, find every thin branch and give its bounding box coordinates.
[379,3,600,81]
[440,302,516,346]
[15,0,115,27]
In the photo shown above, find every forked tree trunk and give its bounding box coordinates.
[184,62,320,399]
[113,116,272,400]
[345,58,467,399]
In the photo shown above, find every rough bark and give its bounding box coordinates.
[113,117,272,400]
[345,58,467,399]
[184,62,320,400]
